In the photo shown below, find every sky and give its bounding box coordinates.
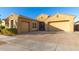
[0,7,79,22]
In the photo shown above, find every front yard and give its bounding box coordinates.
[0,31,79,51]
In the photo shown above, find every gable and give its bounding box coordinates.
[46,14,75,22]
[36,14,49,22]
[7,13,19,21]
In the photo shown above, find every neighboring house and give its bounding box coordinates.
[2,20,5,26]
[36,13,75,32]
[4,13,75,34]
[0,20,5,26]
[5,13,39,34]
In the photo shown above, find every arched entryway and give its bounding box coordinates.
[39,22,45,31]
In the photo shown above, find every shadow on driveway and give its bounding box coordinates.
[17,31,64,35]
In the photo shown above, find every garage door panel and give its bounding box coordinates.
[49,21,70,32]
[20,22,29,33]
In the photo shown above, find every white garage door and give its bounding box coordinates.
[48,21,70,32]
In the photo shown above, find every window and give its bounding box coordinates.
[32,23,36,28]
[11,20,13,28]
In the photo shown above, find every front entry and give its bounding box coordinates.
[39,22,45,31]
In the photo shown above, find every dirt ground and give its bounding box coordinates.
[0,31,79,51]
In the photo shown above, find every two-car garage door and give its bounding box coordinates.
[48,20,70,32]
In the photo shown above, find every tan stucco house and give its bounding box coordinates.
[4,13,75,33]
[36,14,75,32]
[5,13,39,33]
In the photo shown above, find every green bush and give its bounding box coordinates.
[0,26,5,34]
[6,28,17,34]
[0,26,5,30]
[1,28,17,36]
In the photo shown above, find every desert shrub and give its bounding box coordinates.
[0,26,5,34]
[1,28,17,36]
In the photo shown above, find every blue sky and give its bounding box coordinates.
[0,7,79,22]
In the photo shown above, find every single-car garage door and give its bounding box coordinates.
[48,20,70,32]
[20,22,30,33]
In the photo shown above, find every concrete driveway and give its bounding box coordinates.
[0,31,79,51]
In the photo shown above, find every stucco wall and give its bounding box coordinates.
[17,17,29,33]
[5,13,39,34]
[30,21,39,31]
[5,13,75,33]
[47,14,75,32]
[36,14,75,32]
[5,13,19,28]
[17,16,39,33]
[36,14,49,22]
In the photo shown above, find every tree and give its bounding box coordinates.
[0,19,2,26]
